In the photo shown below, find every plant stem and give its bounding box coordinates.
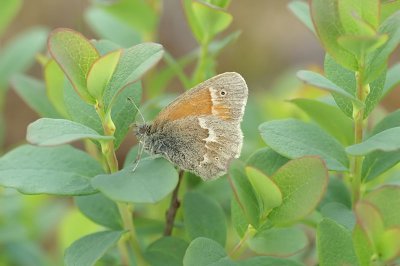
[351,71,368,205]
[192,42,209,85]
[118,203,148,266]
[95,101,147,266]
[229,225,255,259]
[164,169,184,236]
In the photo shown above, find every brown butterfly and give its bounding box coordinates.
[134,72,248,180]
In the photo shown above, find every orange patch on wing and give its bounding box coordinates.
[155,87,212,123]
[214,104,232,120]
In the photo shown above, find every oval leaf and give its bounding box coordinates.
[297,70,362,107]
[346,127,400,155]
[75,193,122,230]
[91,158,178,203]
[248,227,308,257]
[246,148,289,177]
[48,28,99,103]
[317,219,359,266]
[103,43,163,108]
[12,74,60,118]
[0,27,48,86]
[0,145,101,195]
[311,0,358,70]
[228,160,260,228]
[245,167,282,219]
[183,192,227,246]
[268,156,328,225]
[183,237,231,266]
[144,237,189,266]
[259,119,349,171]
[27,118,113,146]
[291,98,353,146]
[87,49,122,100]
[64,230,124,266]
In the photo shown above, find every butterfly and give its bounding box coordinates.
[134,72,248,180]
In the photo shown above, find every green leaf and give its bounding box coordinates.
[183,192,226,246]
[346,127,400,155]
[95,0,158,38]
[11,74,60,118]
[382,1,400,21]
[183,237,233,266]
[91,158,178,203]
[26,118,113,146]
[103,43,163,109]
[365,11,400,83]
[296,70,362,107]
[92,39,121,55]
[259,119,349,171]
[231,198,248,238]
[370,109,400,135]
[240,257,305,266]
[268,157,328,225]
[365,186,400,227]
[248,227,307,257]
[192,2,232,44]
[48,28,99,103]
[85,7,140,48]
[0,27,48,86]
[352,224,374,266]
[317,219,359,266]
[337,34,388,60]
[355,201,385,249]
[44,60,70,118]
[144,237,189,266]
[245,167,282,219]
[110,82,142,149]
[63,80,103,135]
[87,49,122,100]
[362,110,400,181]
[288,1,315,33]
[228,160,260,228]
[64,230,124,266]
[246,148,289,177]
[324,54,386,118]
[75,193,122,230]
[382,63,400,97]
[378,228,400,261]
[362,151,400,181]
[311,0,358,70]
[320,177,352,208]
[0,0,22,37]
[291,98,353,146]
[337,0,379,34]
[0,145,101,195]
[321,202,355,230]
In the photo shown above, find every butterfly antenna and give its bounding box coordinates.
[127,96,146,125]
[127,97,146,172]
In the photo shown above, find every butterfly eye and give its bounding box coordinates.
[220,90,227,96]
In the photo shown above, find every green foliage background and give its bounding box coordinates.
[1,0,400,266]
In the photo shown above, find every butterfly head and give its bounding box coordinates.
[133,123,152,139]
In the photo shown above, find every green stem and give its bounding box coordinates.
[229,225,255,259]
[118,203,148,266]
[351,71,368,205]
[192,42,209,85]
[95,101,147,266]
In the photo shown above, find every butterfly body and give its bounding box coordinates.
[135,72,248,180]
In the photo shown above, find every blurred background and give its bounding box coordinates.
[0,0,399,265]
[1,0,325,153]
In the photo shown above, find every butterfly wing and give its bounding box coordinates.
[149,72,248,180]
